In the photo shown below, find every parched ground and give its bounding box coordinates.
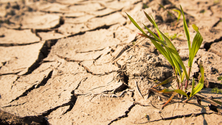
[0,0,222,124]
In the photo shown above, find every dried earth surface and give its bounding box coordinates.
[0,0,222,124]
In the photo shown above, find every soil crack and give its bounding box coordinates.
[78,62,119,76]
[136,112,214,124]
[108,103,136,125]
[24,39,58,75]
[9,70,53,103]
[0,41,40,47]
[204,36,222,51]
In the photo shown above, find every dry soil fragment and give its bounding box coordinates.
[37,31,67,41]
[105,0,141,10]
[55,0,83,5]
[109,25,136,43]
[197,50,222,83]
[0,28,40,44]
[64,15,94,24]
[58,23,88,35]
[64,12,86,17]
[0,42,44,74]
[86,12,126,29]
[2,62,86,117]
[0,62,58,106]
[112,105,162,125]
[50,29,121,60]
[36,2,68,13]
[21,12,61,29]
[68,3,105,12]
[47,95,134,125]
[87,8,119,17]
[0,75,18,106]
[209,41,222,58]
[3,68,53,106]
[123,46,172,81]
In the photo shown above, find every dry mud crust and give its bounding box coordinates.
[0,0,222,125]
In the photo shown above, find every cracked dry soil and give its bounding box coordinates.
[0,0,222,124]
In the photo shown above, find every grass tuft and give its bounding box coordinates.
[126,5,206,108]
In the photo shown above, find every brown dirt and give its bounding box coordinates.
[0,0,222,124]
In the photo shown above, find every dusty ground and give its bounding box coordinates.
[0,0,222,124]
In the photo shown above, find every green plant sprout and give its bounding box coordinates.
[214,0,222,4]
[211,76,222,93]
[165,33,182,40]
[218,76,222,82]
[126,6,205,108]
[200,9,205,13]
[143,3,149,9]
[211,88,222,94]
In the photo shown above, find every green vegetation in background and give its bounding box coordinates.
[165,33,182,40]
[211,76,222,94]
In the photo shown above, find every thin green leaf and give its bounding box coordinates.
[199,62,204,83]
[174,89,188,98]
[192,24,199,32]
[181,71,186,82]
[162,89,174,93]
[218,76,222,81]
[143,24,174,67]
[149,39,173,64]
[159,4,165,10]
[154,76,176,87]
[191,63,204,97]
[143,24,165,45]
[170,53,182,76]
[159,31,188,79]
[143,11,155,27]
[189,32,203,67]
[167,11,174,18]
[191,79,195,97]
[211,99,222,105]
[126,13,147,36]
[173,9,181,21]
[191,82,204,96]
[144,11,164,41]
[180,6,191,51]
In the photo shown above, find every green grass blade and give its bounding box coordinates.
[218,76,222,81]
[170,53,182,76]
[174,89,188,98]
[154,76,176,87]
[199,62,204,83]
[126,13,173,67]
[145,9,188,80]
[126,13,147,36]
[192,24,199,32]
[159,4,165,10]
[144,11,164,41]
[180,6,191,51]
[142,24,175,67]
[191,63,204,96]
[189,32,203,67]
[162,89,174,93]
[190,79,195,97]
[143,11,155,25]
[149,39,173,64]
[159,31,188,79]
[181,71,186,82]
[192,80,204,96]
[173,9,181,22]
[143,24,166,45]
